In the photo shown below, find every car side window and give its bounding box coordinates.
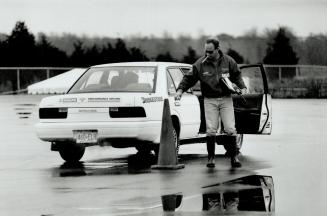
[240,66,264,94]
[180,67,197,93]
[168,67,194,94]
[167,72,176,94]
[168,68,184,89]
[180,67,191,74]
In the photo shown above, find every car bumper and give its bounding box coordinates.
[35,121,161,143]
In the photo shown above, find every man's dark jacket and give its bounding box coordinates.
[177,50,246,98]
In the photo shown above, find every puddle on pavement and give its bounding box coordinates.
[52,152,215,177]
[52,152,269,178]
[50,152,274,215]
[161,175,275,214]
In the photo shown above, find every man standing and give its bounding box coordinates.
[176,37,247,168]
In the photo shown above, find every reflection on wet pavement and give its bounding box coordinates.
[162,175,274,214]
[14,103,37,119]
[51,149,272,180]
[52,152,271,178]
[49,151,274,215]
[52,153,157,177]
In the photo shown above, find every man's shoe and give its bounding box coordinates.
[231,157,242,168]
[207,157,215,168]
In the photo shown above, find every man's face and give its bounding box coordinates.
[205,43,218,60]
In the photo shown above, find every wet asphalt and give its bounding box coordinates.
[0,95,327,216]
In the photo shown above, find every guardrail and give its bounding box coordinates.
[263,65,327,98]
[263,65,327,80]
[0,67,73,94]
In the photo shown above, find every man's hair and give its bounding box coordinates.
[205,37,220,49]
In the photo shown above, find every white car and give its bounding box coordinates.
[36,62,272,162]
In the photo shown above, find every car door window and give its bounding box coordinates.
[168,67,194,94]
[240,66,265,94]
[180,67,191,74]
[168,68,184,89]
[181,67,200,92]
[167,72,176,94]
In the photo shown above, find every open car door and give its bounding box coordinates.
[233,64,272,134]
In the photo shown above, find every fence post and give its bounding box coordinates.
[278,67,282,81]
[295,66,299,78]
[16,69,20,91]
[46,69,50,79]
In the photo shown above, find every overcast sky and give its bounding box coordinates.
[0,0,326,38]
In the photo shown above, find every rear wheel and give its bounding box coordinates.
[135,145,153,154]
[173,126,180,155]
[223,134,243,156]
[58,142,85,162]
[153,126,180,159]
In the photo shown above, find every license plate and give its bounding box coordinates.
[73,130,98,143]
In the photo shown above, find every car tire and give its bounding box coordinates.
[172,126,180,155]
[153,126,180,159]
[223,134,243,156]
[135,145,153,154]
[58,142,85,162]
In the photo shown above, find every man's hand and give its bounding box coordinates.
[175,89,183,100]
[240,88,248,95]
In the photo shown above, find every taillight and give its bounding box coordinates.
[39,108,68,119]
[109,107,146,118]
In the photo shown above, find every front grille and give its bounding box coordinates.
[109,107,146,118]
[39,108,67,119]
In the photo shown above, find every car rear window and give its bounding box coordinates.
[68,66,157,93]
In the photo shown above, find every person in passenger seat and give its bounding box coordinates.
[123,71,138,87]
[111,72,138,90]
[111,74,123,90]
[176,37,247,168]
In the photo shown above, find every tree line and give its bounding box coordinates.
[0,21,316,68]
[0,21,200,67]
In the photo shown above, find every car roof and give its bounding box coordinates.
[91,61,191,68]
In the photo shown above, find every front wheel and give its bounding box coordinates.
[58,142,85,162]
[223,134,243,156]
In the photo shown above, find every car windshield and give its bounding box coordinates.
[68,66,157,93]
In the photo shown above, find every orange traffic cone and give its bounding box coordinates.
[152,99,185,170]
